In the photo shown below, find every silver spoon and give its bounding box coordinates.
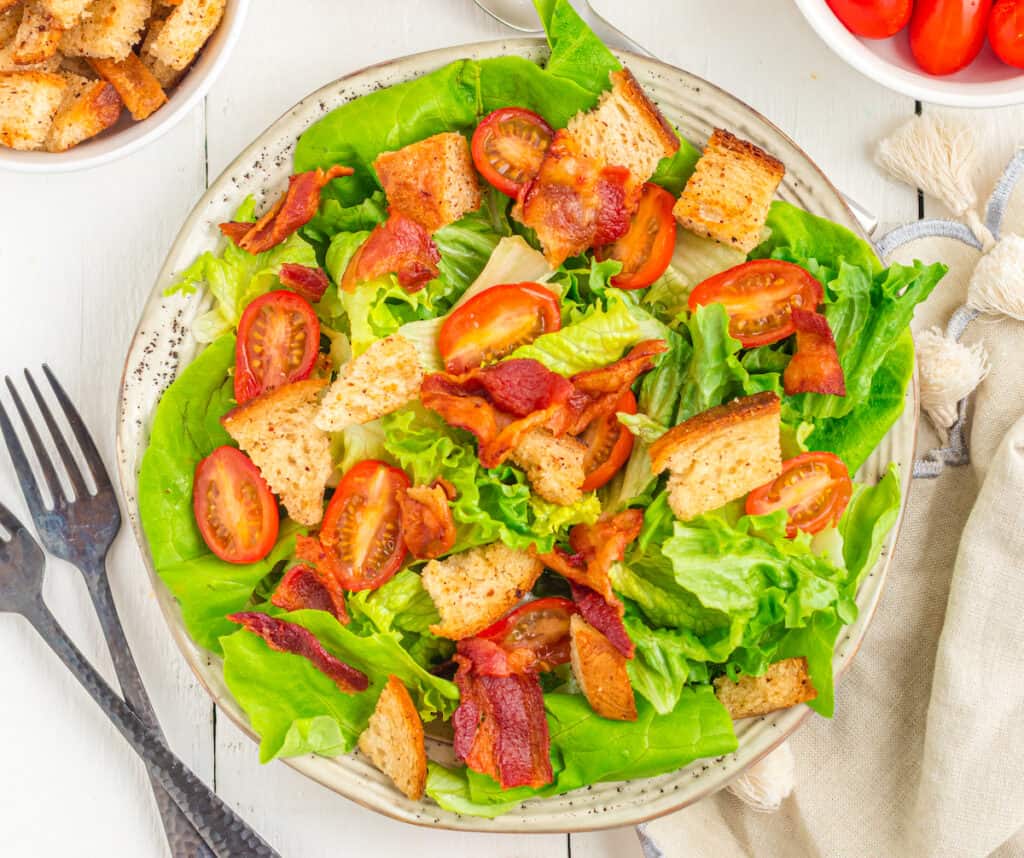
[471,0,878,235]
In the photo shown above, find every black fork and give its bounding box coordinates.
[0,500,279,857]
[0,366,213,857]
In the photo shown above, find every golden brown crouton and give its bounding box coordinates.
[373,132,481,233]
[0,0,22,15]
[221,379,333,528]
[569,615,637,721]
[568,68,678,187]
[45,71,120,150]
[12,4,62,66]
[144,0,222,71]
[358,676,427,801]
[0,38,60,71]
[714,657,818,719]
[139,17,182,88]
[649,391,782,522]
[60,0,151,60]
[508,428,587,507]
[422,542,543,640]
[88,51,165,119]
[315,335,424,432]
[0,69,64,148]
[39,0,92,28]
[0,7,22,47]
[673,128,785,254]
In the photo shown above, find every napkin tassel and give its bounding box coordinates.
[915,325,990,442]
[727,741,795,812]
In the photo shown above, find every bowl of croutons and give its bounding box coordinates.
[0,0,248,171]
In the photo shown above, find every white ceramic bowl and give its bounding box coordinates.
[0,0,249,173]
[794,0,1024,107]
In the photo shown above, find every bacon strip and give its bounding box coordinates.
[219,221,254,245]
[227,611,368,692]
[342,212,440,293]
[783,309,846,396]
[222,165,353,254]
[279,263,330,303]
[295,535,352,624]
[570,582,634,660]
[452,639,553,789]
[400,483,457,560]
[567,340,668,434]
[270,564,349,622]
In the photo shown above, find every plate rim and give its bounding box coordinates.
[116,36,919,832]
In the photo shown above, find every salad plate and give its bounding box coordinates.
[116,25,920,833]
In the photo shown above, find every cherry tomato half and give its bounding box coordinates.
[688,259,824,348]
[580,391,637,492]
[989,0,1024,67]
[910,0,994,76]
[745,452,853,538]
[478,597,579,670]
[319,460,411,591]
[438,282,562,374]
[594,183,677,289]
[193,446,280,564]
[235,290,320,404]
[471,107,554,198]
[826,0,912,38]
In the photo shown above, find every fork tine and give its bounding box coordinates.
[1,381,61,514]
[41,365,111,491]
[24,370,89,499]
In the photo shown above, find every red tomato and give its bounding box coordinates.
[478,597,579,670]
[910,0,994,75]
[438,282,562,374]
[594,183,677,289]
[579,391,637,492]
[688,260,824,348]
[319,460,411,591]
[193,446,280,564]
[235,290,320,404]
[826,0,913,37]
[745,452,853,538]
[989,0,1024,66]
[471,107,554,198]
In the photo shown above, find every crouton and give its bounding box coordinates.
[421,542,543,640]
[0,7,21,47]
[139,17,182,88]
[673,128,785,254]
[60,0,151,60]
[714,657,817,719]
[221,379,333,528]
[39,0,92,28]
[568,68,678,186]
[569,615,637,721]
[315,334,424,433]
[373,132,481,233]
[12,4,61,66]
[358,676,427,801]
[144,0,223,71]
[0,38,60,71]
[0,69,64,148]
[89,51,165,119]
[46,71,121,151]
[0,0,22,15]
[509,428,587,507]
[649,391,782,522]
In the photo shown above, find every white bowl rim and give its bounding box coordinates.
[0,0,250,174]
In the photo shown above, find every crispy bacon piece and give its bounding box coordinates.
[783,309,846,397]
[570,582,634,660]
[224,166,353,254]
[341,212,441,293]
[400,483,457,560]
[227,611,368,692]
[452,638,553,789]
[567,340,668,434]
[462,359,574,418]
[295,535,352,624]
[270,564,349,622]
[279,263,330,303]
[513,130,636,267]
[219,221,253,245]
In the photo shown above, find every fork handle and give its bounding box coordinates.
[25,602,280,858]
[83,562,216,858]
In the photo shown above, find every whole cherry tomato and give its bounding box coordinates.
[989,0,1024,67]
[910,0,994,76]
[826,0,913,38]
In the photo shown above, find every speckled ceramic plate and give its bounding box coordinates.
[116,39,917,832]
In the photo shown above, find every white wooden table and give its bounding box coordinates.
[1,1,1011,855]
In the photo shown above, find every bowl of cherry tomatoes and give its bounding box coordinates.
[794,0,1024,106]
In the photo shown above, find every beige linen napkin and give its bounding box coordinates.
[641,131,1024,858]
